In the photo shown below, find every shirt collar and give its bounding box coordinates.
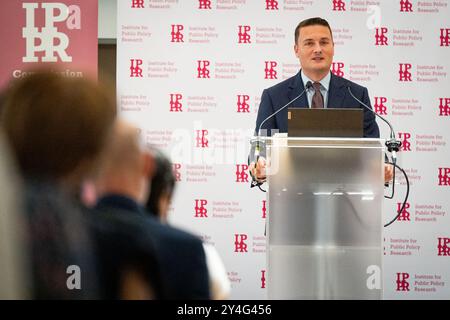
[300,70,331,91]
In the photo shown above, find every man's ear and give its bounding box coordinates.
[142,151,155,178]
[294,44,299,58]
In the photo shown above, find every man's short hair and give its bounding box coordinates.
[294,17,333,44]
[1,70,116,180]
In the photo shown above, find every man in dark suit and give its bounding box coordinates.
[252,17,393,183]
[93,119,210,300]
[255,69,380,138]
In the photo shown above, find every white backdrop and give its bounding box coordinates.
[116,0,450,299]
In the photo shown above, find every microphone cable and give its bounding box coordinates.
[347,86,409,227]
[384,161,410,227]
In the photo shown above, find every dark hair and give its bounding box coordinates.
[0,91,5,117]
[146,148,176,216]
[1,70,116,180]
[294,17,333,44]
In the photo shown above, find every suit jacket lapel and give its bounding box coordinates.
[287,71,309,108]
[278,71,308,132]
[328,73,346,108]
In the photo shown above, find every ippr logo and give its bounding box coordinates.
[437,237,450,256]
[397,202,411,221]
[171,25,184,43]
[439,98,450,116]
[331,62,344,77]
[440,29,450,47]
[373,97,388,115]
[234,234,248,252]
[196,130,209,148]
[130,59,143,77]
[399,63,412,82]
[264,61,278,79]
[396,272,410,291]
[332,0,346,11]
[198,0,212,9]
[265,0,279,10]
[131,0,144,8]
[173,163,181,182]
[197,60,210,78]
[169,93,183,112]
[438,168,450,186]
[375,28,388,46]
[262,200,267,219]
[194,199,208,218]
[236,165,249,183]
[238,25,251,44]
[261,270,266,289]
[400,0,413,12]
[22,3,81,63]
[237,95,250,113]
[398,132,412,152]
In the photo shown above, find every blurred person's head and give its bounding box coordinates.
[92,120,168,299]
[145,148,175,222]
[94,119,154,204]
[1,70,116,193]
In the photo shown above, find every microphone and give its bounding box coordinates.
[258,81,312,136]
[250,82,312,187]
[347,86,402,163]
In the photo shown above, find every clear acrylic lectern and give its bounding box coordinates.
[265,135,384,299]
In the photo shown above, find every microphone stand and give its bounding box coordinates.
[250,83,312,189]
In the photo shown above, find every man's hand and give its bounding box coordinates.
[384,163,394,184]
[249,157,267,183]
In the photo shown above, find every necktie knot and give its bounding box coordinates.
[311,82,324,108]
[312,82,322,92]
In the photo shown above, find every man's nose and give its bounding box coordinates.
[313,42,322,53]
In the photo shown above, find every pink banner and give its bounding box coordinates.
[0,0,98,89]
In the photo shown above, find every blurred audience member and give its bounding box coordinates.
[146,148,175,223]
[1,71,116,298]
[94,119,211,299]
[146,148,231,300]
[1,71,162,300]
[0,132,30,299]
[88,209,167,299]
